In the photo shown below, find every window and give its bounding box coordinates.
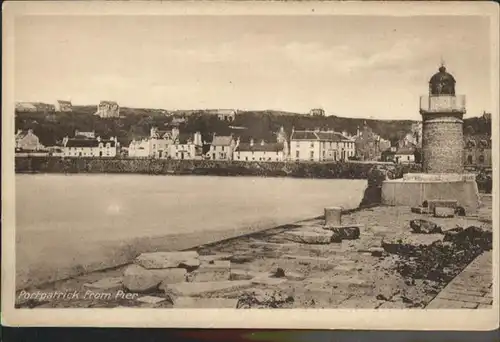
[310,151,314,160]
[245,157,248,161]
[296,141,299,147]
[322,151,325,157]
[296,151,300,158]
[467,155,473,164]
[221,146,224,151]
[310,142,314,148]
[478,155,485,164]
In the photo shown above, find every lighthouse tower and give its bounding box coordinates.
[420,64,465,173]
[381,64,480,214]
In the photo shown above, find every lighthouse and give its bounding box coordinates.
[381,63,480,214]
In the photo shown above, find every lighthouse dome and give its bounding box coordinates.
[429,65,456,95]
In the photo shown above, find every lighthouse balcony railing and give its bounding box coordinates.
[419,95,466,114]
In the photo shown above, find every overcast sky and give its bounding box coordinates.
[15,15,492,120]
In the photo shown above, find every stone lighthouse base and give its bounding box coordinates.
[381,173,481,214]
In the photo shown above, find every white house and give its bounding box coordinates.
[207,134,236,160]
[15,129,44,151]
[95,101,120,118]
[128,127,176,158]
[205,109,237,122]
[233,139,288,162]
[168,132,203,160]
[394,145,416,164]
[62,136,119,158]
[290,129,356,162]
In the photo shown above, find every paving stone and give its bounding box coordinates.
[199,253,233,263]
[230,269,257,280]
[83,277,123,290]
[136,295,168,305]
[439,292,493,305]
[284,230,333,244]
[446,288,486,297]
[427,298,478,309]
[135,251,199,269]
[174,296,238,308]
[378,300,409,309]
[251,276,288,286]
[477,304,493,309]
[434,207,455,218]
[186,260,231,282]
[160,280,253,296]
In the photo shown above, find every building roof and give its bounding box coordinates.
[395,146,416,155]
[235,142,285,152]
[175,133,193,144]
[57,100,72,105]
[99,101,119,106]
[464,134,491,149]
[211,135,233,146]
[205,109,236,115]
[291,130,351,141]
[16,130,34,139]
[65,139,116,148]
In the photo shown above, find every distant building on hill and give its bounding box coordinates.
[15,129,44,151]
[95,101,120,118]
[55,100,73,112]
[15,102,38,112]
[74,130,96,139]
[205,109,237,122]
[290,128,355,162]
[309,108,325,117]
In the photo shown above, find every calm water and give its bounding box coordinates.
[15,174,366,286]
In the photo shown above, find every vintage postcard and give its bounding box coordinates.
[2,0,498,330]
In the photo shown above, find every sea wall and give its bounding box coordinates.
[15,157,421,180]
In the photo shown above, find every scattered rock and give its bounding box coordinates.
[329,226,360,242]
[160,280,253,296]
[434,207,455,218]
[455,206,466,216]
[123,265,187,292]
[83,277,123,290]
[271,267,286,278]
[229,254,254,264]
[370,247,385,257]
[174,296,239,308]
[135,251,199,269]
[186,260,231,283]
[136,295,169,305]
[284,230,333,244]
[409,219,442,234]
[237,289,294,308]
[285,271,305,281]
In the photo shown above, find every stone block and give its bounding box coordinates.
[123,265,186,292]
[427,199,458,214]
[135,251,199,269]
[434,207,455,218]
[324,207,342,226]
[186,260,231,282]
[123,264,161,292]
[83,277,123,290]
[161,280,253,296]
[284,230,333,244]
[174,296,238,308]
[411,206,429,214]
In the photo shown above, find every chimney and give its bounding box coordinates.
[260,140,265,146]
[250,138,254,146]
[97,136,101,142]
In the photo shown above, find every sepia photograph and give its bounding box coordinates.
[2,1,498,330]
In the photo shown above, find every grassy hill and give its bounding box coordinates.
[15,107,491,147]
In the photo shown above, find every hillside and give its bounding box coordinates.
[14,108,491,147]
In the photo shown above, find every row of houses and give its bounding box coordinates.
[16,100,121,118]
